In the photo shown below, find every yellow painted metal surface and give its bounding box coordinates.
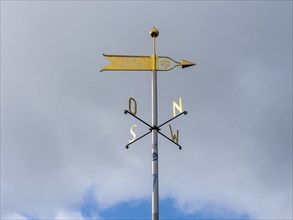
[100,54,158,71]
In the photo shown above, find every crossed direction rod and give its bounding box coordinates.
[124,110,188,150]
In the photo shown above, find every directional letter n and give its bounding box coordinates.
[173,97,183,117]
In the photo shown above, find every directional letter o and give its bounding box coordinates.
[128,97,137,116]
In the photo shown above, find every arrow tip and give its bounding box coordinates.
[181,59,196,68]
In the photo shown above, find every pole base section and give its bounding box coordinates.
[152,212,159,220]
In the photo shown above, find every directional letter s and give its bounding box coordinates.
[129,124,137,143]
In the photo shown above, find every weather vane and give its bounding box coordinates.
[100,27,195,220]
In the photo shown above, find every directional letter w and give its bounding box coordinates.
[169,125,179,144]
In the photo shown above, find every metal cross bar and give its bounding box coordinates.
[157,130,182,150]
[124,110,152,129]
[126,130,152,149]
[158,111,188,129]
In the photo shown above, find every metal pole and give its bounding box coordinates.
[150,27,159,220]
[102,27,195,220]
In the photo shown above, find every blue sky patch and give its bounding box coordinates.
[79,193,251,220]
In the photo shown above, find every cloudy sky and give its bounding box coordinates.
[1,1,292,220]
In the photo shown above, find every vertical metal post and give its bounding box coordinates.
[150,27,159,220]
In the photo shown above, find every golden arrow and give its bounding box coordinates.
[157,56,195,71]
[100,54,195,72]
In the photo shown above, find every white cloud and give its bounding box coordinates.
[2,214,29,220]
[2,210,103,220]
[54,210,85,220]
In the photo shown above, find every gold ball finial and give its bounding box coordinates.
[150,27,159,38]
